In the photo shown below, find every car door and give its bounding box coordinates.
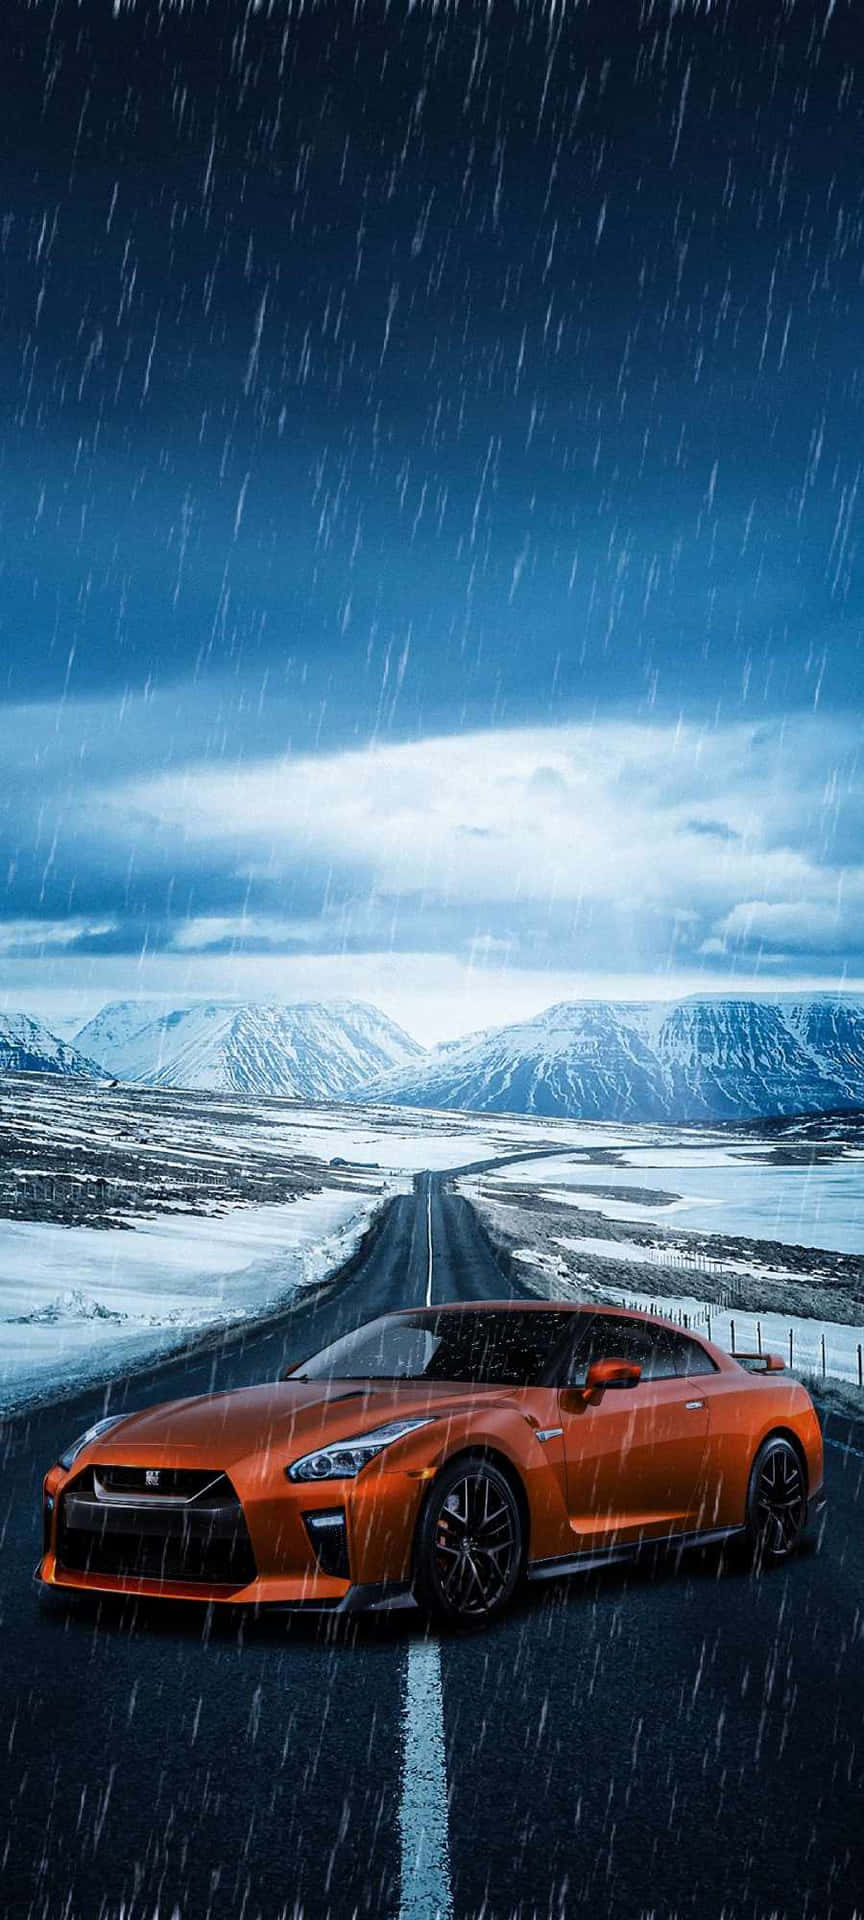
[560,1315,710,1551]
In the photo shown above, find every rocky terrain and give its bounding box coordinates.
[471,1175,864,1328]
[0,1073,378,1229]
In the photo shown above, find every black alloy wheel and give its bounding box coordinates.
[747,1436,807,1567]
[414,1458,523,1629]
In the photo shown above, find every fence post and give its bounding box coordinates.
[821,1333,826,1378]
[789,1326,793,1369]
[706,1309,712,1340]
[757,1321,762,1355]
[859,1344,863,1390]
[730,1318,736,1354]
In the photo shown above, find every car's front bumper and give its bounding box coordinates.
[36,1549,413,1612]
[39,1455,426,1609]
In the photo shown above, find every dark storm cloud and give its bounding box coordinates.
[3,0,864,987]
[2,0,863,726]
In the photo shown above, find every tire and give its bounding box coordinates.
[745,1436,807,1569]
[413,1457,524,1630]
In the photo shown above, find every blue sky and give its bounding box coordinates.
[2,1,864,1042]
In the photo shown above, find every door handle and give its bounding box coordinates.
[685,1399,705,1410]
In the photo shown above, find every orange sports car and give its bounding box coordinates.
[38,1302,824,1629]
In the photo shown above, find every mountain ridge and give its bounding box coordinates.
[0,1013,99,1079]
[8,990,864,1122]
[74,998,423,1098]
[350,992,864,1123]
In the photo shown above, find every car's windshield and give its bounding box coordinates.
[293,1309,581,1387]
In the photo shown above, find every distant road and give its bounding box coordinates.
[2,1165,863,1919]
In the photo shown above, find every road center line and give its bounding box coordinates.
[398,1638,453,1920]
[425,1181,434,1307]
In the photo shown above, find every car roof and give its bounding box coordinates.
[397,1300,706,1335]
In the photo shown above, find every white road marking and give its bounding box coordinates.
[397,1180,452,1916]
[398,1638,453,1920]
[425,1181,434,1308]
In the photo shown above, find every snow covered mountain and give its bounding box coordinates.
[17,990,864,1120]
[75,999,423,1098]
[354,994,864,1124]
[0,1013,98,1079]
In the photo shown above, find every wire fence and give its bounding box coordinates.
[608,1242,760,1302]
[616,1293,864,1387]
[615,1244,732,1282]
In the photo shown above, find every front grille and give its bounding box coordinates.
[57,1466,257,1588]
[94,1465,224,1501]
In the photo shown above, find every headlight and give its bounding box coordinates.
[287,1417,435,1482]
[58,1414,126,1472]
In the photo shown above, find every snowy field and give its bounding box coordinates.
[3,1072,864,1409]
[0,1070,653,1188]
[0,1189,384,1414]
[483,1144,864,1254]
[461,1139,864,1388]
[0,1073,628,1414]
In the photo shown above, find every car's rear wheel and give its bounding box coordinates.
[413,1458,523,1629]
[746,1436,807,1568]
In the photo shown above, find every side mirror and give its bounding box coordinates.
[584,1358,642,1393]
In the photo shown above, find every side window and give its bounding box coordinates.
[567,1315,679,1384]
[667,1332,718,1377]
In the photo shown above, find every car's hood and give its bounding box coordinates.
[85,1379,515,1468]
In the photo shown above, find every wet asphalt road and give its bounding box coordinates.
[2,1169,864,1920]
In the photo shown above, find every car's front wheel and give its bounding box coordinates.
[413,1457,524,1629]
[746,1436,807,1568]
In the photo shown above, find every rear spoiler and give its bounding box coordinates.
[734,1352,785,1373]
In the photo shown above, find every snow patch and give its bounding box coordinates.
[0,1187,385,1414]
